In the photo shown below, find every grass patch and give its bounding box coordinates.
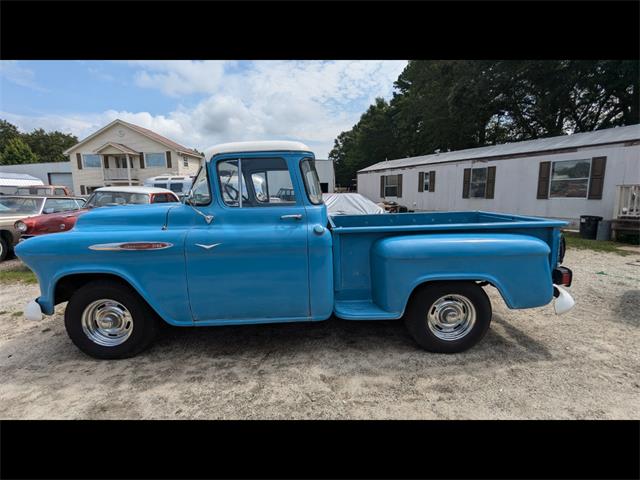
[563,231,631,256]
[11,311,21,317]
[0,265,37,284]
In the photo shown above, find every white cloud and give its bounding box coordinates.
[2,60,408,157]
[130,60,229,96]
[0,61,48,92]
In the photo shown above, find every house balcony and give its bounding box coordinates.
[103,168,139,182]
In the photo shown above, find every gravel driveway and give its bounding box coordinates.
[1,247,638,419]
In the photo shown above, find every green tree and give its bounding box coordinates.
[23,128,78,163]
[0,137,38,165]
[331,60,640,185]
[0,119,20,148]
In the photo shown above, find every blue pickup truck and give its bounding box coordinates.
[16,141,574,359]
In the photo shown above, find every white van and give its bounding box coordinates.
[143,175,194,198]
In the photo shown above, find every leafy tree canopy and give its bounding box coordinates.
[0,137,38,165]
[0,120,78,164]
[330,60,639,188]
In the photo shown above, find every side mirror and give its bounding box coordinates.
[43,208,54,214]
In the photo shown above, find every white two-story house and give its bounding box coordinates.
[64,119,204,195]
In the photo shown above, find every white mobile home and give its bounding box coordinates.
[357,125,640,226]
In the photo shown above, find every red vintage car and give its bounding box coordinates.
[15,186,180,238]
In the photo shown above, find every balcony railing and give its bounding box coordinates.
[614,185,640,219]
[103,168,139,181]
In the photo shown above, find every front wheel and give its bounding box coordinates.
[64,280,158,359]
[0,236,8,262]
[404,281,492,353]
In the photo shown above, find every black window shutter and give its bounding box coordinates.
[485,166,496,199]
[429,171,435,192]
[537,162,551,199]
[380,176,385,198]
[103,155,109,168]
[80,185,86,195]
[418,172,424,192]
[139,152,145,169]
[462,168,471,198]
[166,151,172,168]
[76,153,83,170]
[397,174,403,198]
[588,156,607,200]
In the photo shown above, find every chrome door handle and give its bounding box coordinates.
[280,214,302,220]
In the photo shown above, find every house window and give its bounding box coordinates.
[469,167,488,198]
[383,175,399,197]
[145,152,166,168]
[183,156,189,168]
[82,154,101,168]
[549,159,591,198]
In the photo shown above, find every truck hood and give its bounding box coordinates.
[73,204,176,231]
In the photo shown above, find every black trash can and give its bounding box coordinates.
[579,215,603,240]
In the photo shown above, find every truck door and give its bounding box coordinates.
[185,156,310,322]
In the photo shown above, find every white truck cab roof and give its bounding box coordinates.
[204,141,312,160]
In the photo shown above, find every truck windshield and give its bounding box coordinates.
[300,158,323,205]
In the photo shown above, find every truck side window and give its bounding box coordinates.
[218,160,249,207]
[300,158,323,205]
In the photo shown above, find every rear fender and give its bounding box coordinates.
[370,233,553,315]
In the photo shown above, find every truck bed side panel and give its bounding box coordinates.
[370,233,552,314]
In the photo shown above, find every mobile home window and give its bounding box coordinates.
[183,156,189,167]
[470,167,487,198]
[384,175,399,197]
[549,159,591,198]
[423,173,430,192]
[82,154,101,168]
[145,152,167,168]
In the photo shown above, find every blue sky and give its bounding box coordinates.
[0,60,407,157]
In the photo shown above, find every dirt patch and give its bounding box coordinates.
[0,248,638,419]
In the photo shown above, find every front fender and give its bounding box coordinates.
[15,228,192,325]
[370,233,553,315]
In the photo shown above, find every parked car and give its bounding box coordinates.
[14,185,74,196]
[143,175,194,199]
[14,186,179,240]
[0,196,85,261]
[322,192,385,215]
[16,141,574,359]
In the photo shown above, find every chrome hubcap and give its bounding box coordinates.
[81,299,133,347]
[427,294,476,341]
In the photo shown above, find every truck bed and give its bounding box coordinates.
[329,210,565,232]
[329,211,566,319]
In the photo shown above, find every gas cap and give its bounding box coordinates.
[313,224,325,235]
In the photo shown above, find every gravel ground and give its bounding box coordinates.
[0,248,638,419]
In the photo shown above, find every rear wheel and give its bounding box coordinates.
[64,280,158,359]
[404,281,492,353]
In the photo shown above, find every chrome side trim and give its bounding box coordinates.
[89,242,174,251]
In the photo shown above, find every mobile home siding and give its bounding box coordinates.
[357,142,640,225]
